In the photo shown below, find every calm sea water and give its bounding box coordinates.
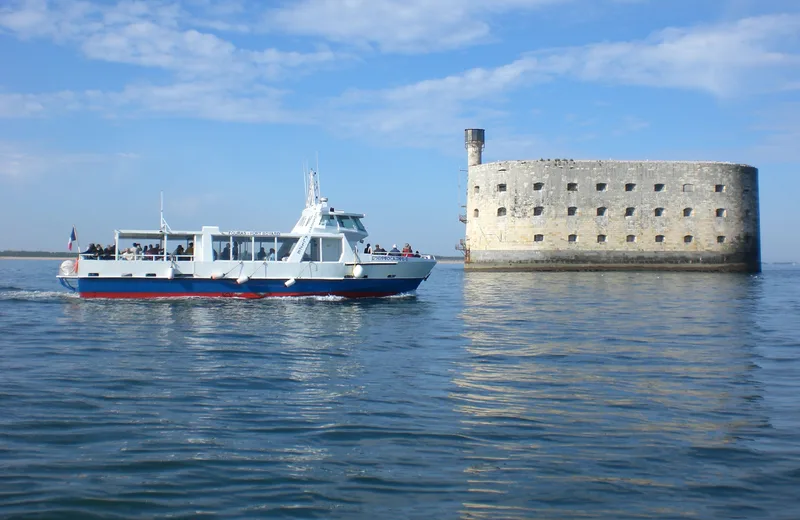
[1,260,799,519]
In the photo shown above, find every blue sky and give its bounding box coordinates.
[1,0,799,260]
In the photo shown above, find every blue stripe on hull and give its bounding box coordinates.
[77,277,424,298]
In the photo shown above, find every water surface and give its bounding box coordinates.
[1,260,798,518]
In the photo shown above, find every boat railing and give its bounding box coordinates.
[369,251,435,260]
[79,253,196,262]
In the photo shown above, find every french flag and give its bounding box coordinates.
[68,226,77,251]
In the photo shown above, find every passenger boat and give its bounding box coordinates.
[56,171,436,298]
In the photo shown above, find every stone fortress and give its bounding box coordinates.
[462,129,761,272]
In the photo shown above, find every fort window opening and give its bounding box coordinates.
[683,184,694,192]
[596,183,607,192]
[655,235,665,243]
[497,183,507,192]
[625,183,636,192]
[597,234,607,243]
[625,207,635,217]
[597,207,607,216]
[534,206,544,216]
[715,184,726,193]
[534,234,544,242]
[654,207,665,217]
[684,235,694,244]
[473,209,479,218]
[533,182,544,191]
[568,234,578,243]
[717,236,726,244]
[654,183,665,192]
[474,185,480,194]
[716,208,726,217]
[567,182,578,191]
[626,235,636,243]
[568,206,578,216]
[683,208,693,217]
[497,207,507,217]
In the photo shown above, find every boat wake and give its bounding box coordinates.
[0,289,80,302]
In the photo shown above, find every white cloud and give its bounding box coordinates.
[0,140,137,179]
[266,0,571,53]
[331,13,800,143]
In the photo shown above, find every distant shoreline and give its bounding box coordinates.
[0,256,72,261]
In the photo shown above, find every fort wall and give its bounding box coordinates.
[464,135,761,272]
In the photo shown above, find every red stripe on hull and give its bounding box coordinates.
[79,291,400,299]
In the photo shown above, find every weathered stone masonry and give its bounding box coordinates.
[464,129,761,272]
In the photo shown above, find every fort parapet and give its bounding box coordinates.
[463,129,761,272]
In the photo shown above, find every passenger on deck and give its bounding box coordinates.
[373,244,385,253]
[221,244,231,260]
[257,247,267,260]
[402,243,413,257]
[233,243,239,260]
[82,243,96,256]
[364,243,372,254]
[389,244,401,256]
[173,245,185,258]
[268,248,276,261]
[185,242,194,257]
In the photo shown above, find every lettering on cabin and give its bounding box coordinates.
[225,231,282,236]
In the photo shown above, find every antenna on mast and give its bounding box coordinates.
[160,191,172,233]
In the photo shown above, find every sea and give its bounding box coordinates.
[1,259,799,519]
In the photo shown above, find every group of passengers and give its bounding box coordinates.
[363,243,421,257]
[213,244,276,261]
[81,243,116,260]
[83,242,195,260]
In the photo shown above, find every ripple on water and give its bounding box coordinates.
[0,262,799,518]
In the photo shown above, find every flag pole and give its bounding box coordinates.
[74,225,80,256]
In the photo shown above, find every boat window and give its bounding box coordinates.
[319,215,337,228]
[275,237,299,261]
[337,216,357,230]
[233,237,253,261]
[321,237,343,261]
[302,238,321,262]
[212,235,231,261]
[255,238,277,261]
[352,217,366,232]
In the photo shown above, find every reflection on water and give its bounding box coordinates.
[1,261,799,519]
[453,271,784,518]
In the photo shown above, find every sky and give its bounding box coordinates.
[1,0,799,260]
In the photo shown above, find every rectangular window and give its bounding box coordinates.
[568,234,578,242]
[275,237,299,261]
[497,183,507,192]
[596,183,607,192]
[302,238,321,262]
[626,235,636,243]
[597,234,607,243]
[715,184,726,193]
[533,206,543,216]
[534,234,544,242]
[567,183,578,191]
[717,236,726,244]
[654,183,665,192]
[597,207,607,216]
[655,235,665,243]
[625,183,636,192]
[321,237,343,261]
[533,182,544,191]
[625,207,635,217]
[233,237,253,261]
[337,216,357,230]
[716,208,726,217]
[212,235,231,261]
[255,238,277,261]
[567,207,577,216]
